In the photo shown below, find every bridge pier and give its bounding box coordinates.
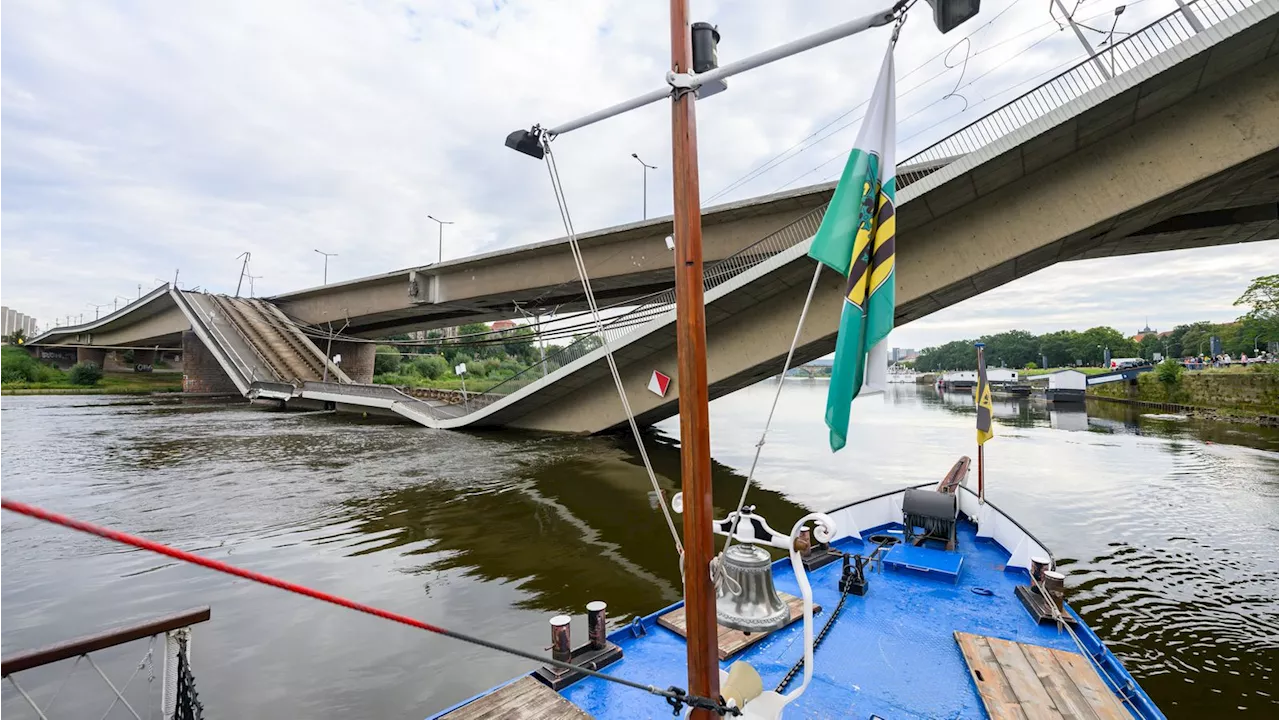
[328,340,375,384]
[133,348,156,371]
[76,347,106,367]
[181,331,239,394]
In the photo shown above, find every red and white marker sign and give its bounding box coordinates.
[647,370,671,397]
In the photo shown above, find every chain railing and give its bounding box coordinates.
[898,0,1260,186]
[2,607,210,720]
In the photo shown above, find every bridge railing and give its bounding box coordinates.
[461,204,829,410]
[442,0,1262,417]
[898,0,1260,187]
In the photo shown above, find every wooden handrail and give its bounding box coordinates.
[1,606,211,676]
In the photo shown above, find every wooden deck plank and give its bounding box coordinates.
[657,592,819,660]
[955,633,1028,720]
[955,632,1129,720]
[1053,652,1132,720]
[985,636,1065,719]
[439,676,593,720]
[1021,644,1103,720]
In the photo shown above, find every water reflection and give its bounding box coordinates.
[1,386,1276,719]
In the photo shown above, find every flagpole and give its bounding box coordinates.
[668,1,719,716]
[977,443,985,504]
[975,342,986,504]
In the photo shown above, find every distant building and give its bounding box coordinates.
[890,347,916,362]
[491,320,518,332]
[1,306,38,338]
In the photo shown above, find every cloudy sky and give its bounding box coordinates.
[2,0,1275,344]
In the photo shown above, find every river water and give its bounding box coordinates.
[1,383,1276,718]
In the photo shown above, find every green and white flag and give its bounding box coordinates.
[807,42,897,453]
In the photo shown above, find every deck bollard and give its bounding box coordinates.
[1042,571,1066,614]
[550,615,572,663]
[586,601,607,651]
[1030,556,1050,586]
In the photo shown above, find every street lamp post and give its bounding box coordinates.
[88,303,109,320]
[427,215,454,264]
[631,154,657,220]
[314,249,338,285]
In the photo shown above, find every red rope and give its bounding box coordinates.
[1,497,448,635]
[0,496,736,713]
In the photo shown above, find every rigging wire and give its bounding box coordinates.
[0,498,737,717]
[703,0,1031,205]
[539,136,685,562]
[741,0,1135,196]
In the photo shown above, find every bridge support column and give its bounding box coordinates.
[328,340,375,384]
[181,331,239,394]
[76,347,106,367]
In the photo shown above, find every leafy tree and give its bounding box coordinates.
[500,326,538,364]
[410,355,449,380]
[1155,358,1183,398]
[1234,274,1278,353]
[978,330,1039,369]
[374,345,402,374]
[68,361,103,386]
[1024,361,1037,370]
[1037,330,1079,368]
[6,329,28,345]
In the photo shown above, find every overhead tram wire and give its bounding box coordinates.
[702,0,1033,205]
[711,0,1136,200]
[769,0,1136,193]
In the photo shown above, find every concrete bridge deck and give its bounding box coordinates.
[26,0,1277,433]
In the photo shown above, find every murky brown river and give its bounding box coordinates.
[2,383,1276,718]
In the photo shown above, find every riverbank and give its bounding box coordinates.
[1087,364,1278,425]
[2,371,183,395]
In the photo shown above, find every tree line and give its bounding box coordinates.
[911,274,1278,372]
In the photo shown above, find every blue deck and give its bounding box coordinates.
[432,518,1162,719]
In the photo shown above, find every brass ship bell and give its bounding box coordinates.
[715,543,789,633]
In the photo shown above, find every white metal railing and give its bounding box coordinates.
[178,292,263,389]
[898,0,1260,185]
[366,0,1265,419]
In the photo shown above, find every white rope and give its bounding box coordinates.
[540,138,684,561]
[39,654,82,716]
[712,262,825,590]
[7,675,51,720]
[86,653,144,720]
[97,637,155,720]
[1032,577,1141,713]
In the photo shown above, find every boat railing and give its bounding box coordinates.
[1,606,211,719]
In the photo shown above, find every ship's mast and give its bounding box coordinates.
[666,1,720,715]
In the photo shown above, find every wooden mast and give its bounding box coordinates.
[668,0,719,716]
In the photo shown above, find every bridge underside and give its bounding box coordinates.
[486,15,1278,433]
[25,1,1277,436]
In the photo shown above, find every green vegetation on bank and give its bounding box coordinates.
[911,274,1278,372]
[1,346,182,394]
[370,322,602,393]
[1088,361,1278,417]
